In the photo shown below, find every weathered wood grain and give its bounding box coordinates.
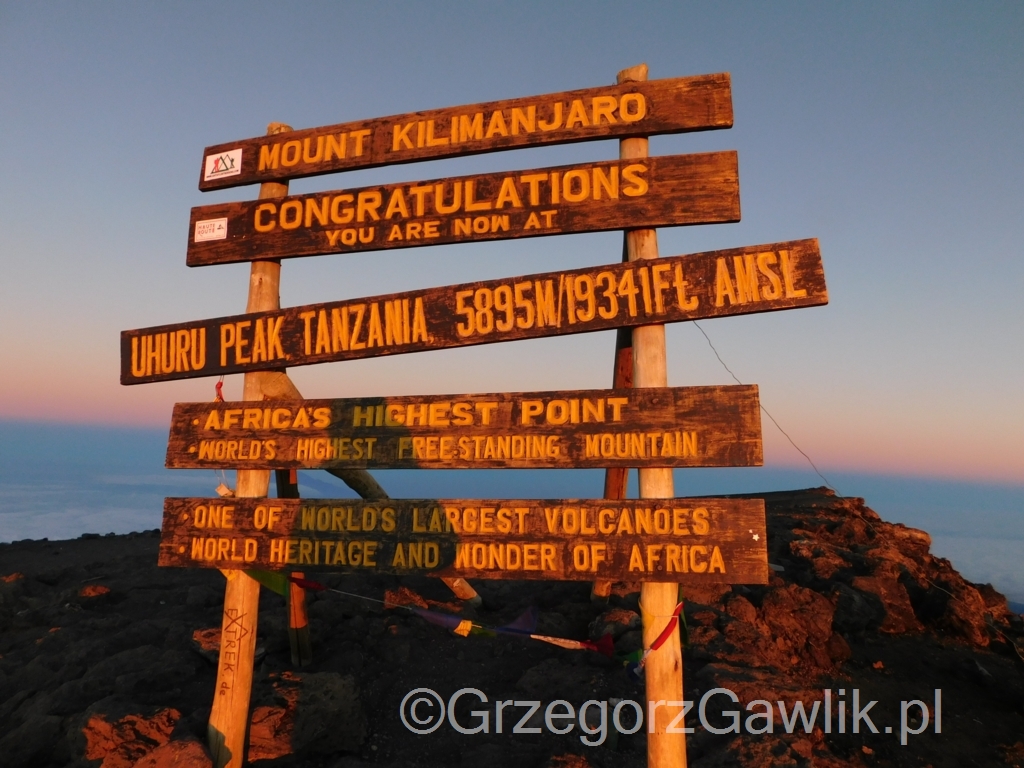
[198,74,732,191]
[164,386,762,471]
[207,122,291,768]
[616,66,687,766]
[186,153,740,267]
[122,239,824,384]
[158,496,768,584]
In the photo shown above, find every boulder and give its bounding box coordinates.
[80,703,180,768]
[851,576,924,634]
[830,581,886,634]
[588,607,640,640]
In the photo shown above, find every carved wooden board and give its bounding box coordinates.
[158,496,768,584]
[122,239,825,384]
[198,74,733,191]
[186,153,740,267]
[165,386,762,470]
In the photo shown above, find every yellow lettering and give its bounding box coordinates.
[628,544,645,572]
[538,102,563,131]
[733,254,759,303]
[258,144,280,170]
[356,191,382,222]
[325,133,346,161]
[384,188,410,219]
[709,546,726,574]
[591,95,618,125]
[621,163,648,196]
[302,136,324,164]
[780,250,808,298]
[280,140,300,167]
[254,203,277,232]
[393,122,415,151]
[485,110,508,138]
[592,166,618,199]
[715,257,737,307]
[425,119,450,146]
[619,93,646,122]
[565,99,590,128]
[458,113,483,142]
[494,177,523,209]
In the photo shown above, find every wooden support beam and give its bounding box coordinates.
[619,63,688,768]
[591,233,636,602]
[207,122,292,768]
[329,463,481,605]
[272,393,465,608]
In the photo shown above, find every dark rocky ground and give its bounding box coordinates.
[1,487,1022,767]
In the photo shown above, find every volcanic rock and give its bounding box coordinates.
[0,490,1021,767]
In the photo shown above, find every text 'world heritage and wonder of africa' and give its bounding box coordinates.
[159,496,768,584]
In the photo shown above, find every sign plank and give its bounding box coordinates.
[198,74,733,191]
[186,153,740,267]
[158,496,768,584]
[123,239,825,385]
[165,386,762,471]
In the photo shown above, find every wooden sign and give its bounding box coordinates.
[158,496,768,584]
[122,239,825,384]
[198,74,733,191]
[165,386,762,471]
[186,153,740,267]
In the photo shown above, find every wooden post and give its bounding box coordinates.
[276,469,313,667]
[207,122,292,768]
[591,275,634,602]
[287,570,313,666]
[619,64,687,768]
[442,577,482,606]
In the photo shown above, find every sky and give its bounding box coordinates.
[1,1,1022,486]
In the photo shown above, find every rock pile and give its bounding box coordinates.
[0,489,1021,767]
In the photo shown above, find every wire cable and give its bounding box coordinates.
[691,320,839,495]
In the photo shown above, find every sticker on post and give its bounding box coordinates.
[203,149,242,181]
[194,218,228,242]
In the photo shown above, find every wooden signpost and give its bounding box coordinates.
[186,153,740,266]
[615,63,686,766]
[122,239,826,384]
[158,497,768,584]
[205,123,291,768]
[198,73,732,190]
[164,386,763,471]
[123,65,830,768]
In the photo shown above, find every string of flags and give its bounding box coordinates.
[244,570,686,679]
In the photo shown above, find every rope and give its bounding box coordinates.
[285,575,619,658]
[691,320,839,495]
